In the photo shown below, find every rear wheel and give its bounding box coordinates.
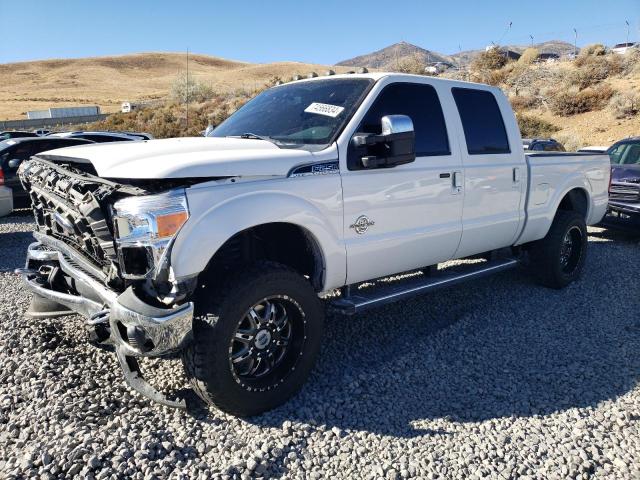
[182,261,324,416]
[529,210,588,289]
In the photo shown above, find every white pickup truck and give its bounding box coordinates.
[17,73,609,416]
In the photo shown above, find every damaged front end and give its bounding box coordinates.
[16,156,199,408]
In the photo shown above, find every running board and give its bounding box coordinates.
[330,258,519,315]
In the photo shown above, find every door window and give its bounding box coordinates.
[452,88,510,155]
[351,82,450,169]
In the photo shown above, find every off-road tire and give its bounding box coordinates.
[529,210,588,289]
[182,261,324,417]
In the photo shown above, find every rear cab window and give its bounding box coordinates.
[452,88,510,155]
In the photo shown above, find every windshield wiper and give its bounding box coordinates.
[227,133,272,142]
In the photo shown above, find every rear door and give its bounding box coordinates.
[340,80,464,285]
[451,87,526,257]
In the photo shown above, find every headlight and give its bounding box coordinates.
[112,189,189,279]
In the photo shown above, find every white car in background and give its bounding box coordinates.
[578,146,610,154]
[612,42,638,55]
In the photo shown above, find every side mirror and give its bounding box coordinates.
[8,159,21,169]
[351,115,416,169]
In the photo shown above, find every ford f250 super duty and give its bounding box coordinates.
[16,73,610,416]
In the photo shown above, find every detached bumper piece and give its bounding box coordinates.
[18,235,195,409]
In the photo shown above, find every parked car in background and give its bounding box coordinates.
[605,137,640,227]
[48,131,153,142]
[0,131,39,141]
[0,137,94,210]
[578,145,609,153]
[33,129,51,136]
[522,138,566,152]
[612,42,638,55]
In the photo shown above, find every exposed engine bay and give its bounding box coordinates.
[18,156,205,305]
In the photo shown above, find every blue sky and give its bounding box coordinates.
[0,0,638,64]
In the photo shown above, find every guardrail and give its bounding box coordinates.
[0,114,110,130]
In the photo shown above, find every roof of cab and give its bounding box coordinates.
[278,72,502,91]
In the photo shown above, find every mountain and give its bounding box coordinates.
[336,41,453,69]
[0,53,352,120]
[338,40,578,70]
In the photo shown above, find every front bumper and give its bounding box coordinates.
[609,201,640,217]
[19,235,194,358]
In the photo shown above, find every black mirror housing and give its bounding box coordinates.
[351,114,416,169]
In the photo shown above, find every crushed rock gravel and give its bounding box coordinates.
[1,211,639,479]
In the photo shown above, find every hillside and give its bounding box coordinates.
[0,52,352,120]
[451,40,577,65]
[336,41,453,69]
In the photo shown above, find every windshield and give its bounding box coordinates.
[210,78,373,150]
[608,142,640,165]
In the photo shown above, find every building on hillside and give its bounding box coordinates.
[27,106,101,120]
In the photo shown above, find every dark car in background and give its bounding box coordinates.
[0,131,39,141]
[605,137,640,228]
[47,130,153,142]
[0,137,94,209]
[522,138,566,152]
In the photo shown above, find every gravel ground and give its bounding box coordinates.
[0,211,639,479]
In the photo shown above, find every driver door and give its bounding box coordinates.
[339,81,464,285]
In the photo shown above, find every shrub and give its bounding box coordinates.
[621,50,640,75]
[575,43,607,65]
[550,84,614,116]
[509,94,540,111]
[516,113,560,137]
[569,57,611,89]
[394,54,428,75]
[608,91,640,118]
[518,48,539,65]
[171,73,215,103]
[472,47,508,71]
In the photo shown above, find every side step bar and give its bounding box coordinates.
[330,258,519,315]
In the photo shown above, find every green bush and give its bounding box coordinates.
[516,113,560,137]
[171,73,215,103]
[550,84,615,116]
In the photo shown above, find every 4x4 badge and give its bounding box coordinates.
[350,215,375,234]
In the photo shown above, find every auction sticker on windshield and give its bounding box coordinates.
[304,103,345,118]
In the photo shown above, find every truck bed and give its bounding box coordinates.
[516,152,610,245]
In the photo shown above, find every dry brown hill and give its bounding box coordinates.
[336,41,453,69]
[0,52,351,120]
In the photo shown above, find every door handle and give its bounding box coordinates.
[453,171,463,192]
[513,167,521,183]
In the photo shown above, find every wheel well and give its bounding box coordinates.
[200,223,324,291]
[557,188,588,219]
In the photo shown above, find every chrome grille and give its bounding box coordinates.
[610,183,640,202]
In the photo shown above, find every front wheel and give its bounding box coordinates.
[182,261,324,416]
[529,210,588,289]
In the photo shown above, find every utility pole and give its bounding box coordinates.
[626,20,630,45]
[529,35,534,48]
[573,28,578,57]
[186,48,189,134]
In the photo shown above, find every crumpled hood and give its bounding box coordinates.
[36,137,316,179]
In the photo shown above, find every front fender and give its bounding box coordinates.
[171,181,346,291]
